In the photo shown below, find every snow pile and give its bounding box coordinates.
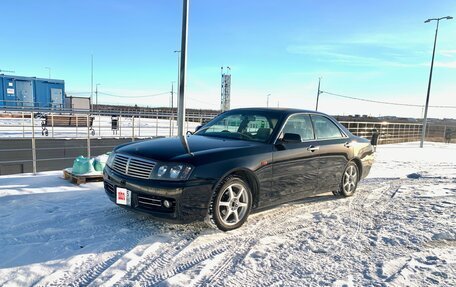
[0,142,455,286]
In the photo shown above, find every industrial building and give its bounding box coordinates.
[0,74,65,109]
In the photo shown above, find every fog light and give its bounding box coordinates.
[163,200,171,208]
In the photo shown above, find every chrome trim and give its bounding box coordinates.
[307,145,320,152]
[137,196,162,207]
[138,201,161,207]
[111,154,156,179]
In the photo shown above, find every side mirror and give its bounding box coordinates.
[282,133,301,143]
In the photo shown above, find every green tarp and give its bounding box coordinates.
[72,153,110,174]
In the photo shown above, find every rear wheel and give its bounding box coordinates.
[209,176,252,231]
[334,162,359,197]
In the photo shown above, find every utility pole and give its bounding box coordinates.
[266,94,271,108]
[315,77,322,111]
[95,83,101,108]
[91,54,94,111]
[170,82,175,137]
[177,0,189,137]
[420,16,452,148]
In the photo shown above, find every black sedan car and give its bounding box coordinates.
[103,108,374,231]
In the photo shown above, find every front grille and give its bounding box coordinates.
[104,181,115,194]
[111,154,156,179]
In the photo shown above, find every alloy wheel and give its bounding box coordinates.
[217,183,249,226]
[343,165,358,194]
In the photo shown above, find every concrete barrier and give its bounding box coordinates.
[0,138,150,175]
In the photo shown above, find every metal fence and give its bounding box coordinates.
[0,108,213,139]
[0,108,213,175]
[0,108,454,175]
[339,121,452,144]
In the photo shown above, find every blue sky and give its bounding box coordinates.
[1,0,455,118]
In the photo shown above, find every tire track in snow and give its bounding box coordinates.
[1,206,135,246]
[156,198,340,286]
[221,180,403,286]
[121,231,199,284]
[198,197,347,286]
[34,214,174,286]
[116,205,306,286]
[358,177,454,284]
[39,231,153,287]
[103,182,398,286]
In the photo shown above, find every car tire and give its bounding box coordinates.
[334,161,359,197]
[208,176,252,231]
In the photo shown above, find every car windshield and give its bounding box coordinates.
[195,111,280,143]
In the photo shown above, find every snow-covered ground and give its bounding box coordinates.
[0,142,455,286]
[0,116,200,138]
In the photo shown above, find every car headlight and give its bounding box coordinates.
[151,163,193,181]
[106,152,115,168]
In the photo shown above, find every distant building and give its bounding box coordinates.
[0,74,65,109]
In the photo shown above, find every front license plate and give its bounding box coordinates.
[116,187,131,206]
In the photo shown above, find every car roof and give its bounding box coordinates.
[225,107,328,117]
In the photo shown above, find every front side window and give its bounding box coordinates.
[311,115,344,139]
[196,112,279,142]
[281,114,315,142]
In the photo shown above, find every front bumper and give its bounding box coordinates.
[103,165,215,223]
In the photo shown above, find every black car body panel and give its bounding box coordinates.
[103,108,374,223]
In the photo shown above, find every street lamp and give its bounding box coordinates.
[420,16,453,148]
[45,67,51,79]
[266,94,271,108]
[174,50,181,92]
[170,81,175,137]
[177,0,189,137]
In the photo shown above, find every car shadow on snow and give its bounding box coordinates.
[251,192,339,216]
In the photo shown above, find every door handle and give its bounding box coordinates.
[307,145,320,152]
[344,142,351,148]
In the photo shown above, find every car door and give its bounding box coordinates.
[310,115,351,194]
[268,114,320,205]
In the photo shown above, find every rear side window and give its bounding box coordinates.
[311,115,344,139]
[282,114,314,141]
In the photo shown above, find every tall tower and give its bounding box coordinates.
[221,66,231,112]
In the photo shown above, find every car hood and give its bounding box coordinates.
[115,135,260,162]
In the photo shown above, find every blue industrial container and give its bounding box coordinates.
[0,74,65,109]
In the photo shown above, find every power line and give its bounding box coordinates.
[67,91,170,98]
[98,91,170,98]
[321,91,456,109]
[66,91,91,95]
[188,96,213,106]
